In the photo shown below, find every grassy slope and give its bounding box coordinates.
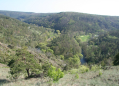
[1,65,119,86]
[80,35,90,42]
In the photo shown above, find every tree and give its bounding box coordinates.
[8,47,41,79]
[56,30,61,35]
[68,54,81,68]
[113,53,119,65]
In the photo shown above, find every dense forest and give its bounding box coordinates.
[1,10,119,65]
[1,11,119,33]
[13,11,119,65]
[83,31,119,65]
[22,12,119,34]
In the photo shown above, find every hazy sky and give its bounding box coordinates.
[0,0,119,16]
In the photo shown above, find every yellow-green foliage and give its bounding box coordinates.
[69,69,79,74]
[79,53,83,58]
[48,65,64,81]
[79,35,90,42]
[41,49,46,53]
[68,19,75,25]
[69,65,89,74]
[75,73,79,79]
[75,36,82,43]
[47,48,54,54]
[56,30,61,35]
[60,55,64,60]
[79,65,89,73]
[109,36,118,39]
[99,70,102,76]
[37,43,47,49]
[91,65,101,71]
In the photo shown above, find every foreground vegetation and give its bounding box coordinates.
[1,63,119,86]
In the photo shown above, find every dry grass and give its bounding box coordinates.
[0,63,10,86]
[1,64,119,86]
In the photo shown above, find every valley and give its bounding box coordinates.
[0,10,119,86]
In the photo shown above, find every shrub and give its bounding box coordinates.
[41,49,46,53]
[60,55,64,60]
[91,65,101,71]
[75,73,79,79]
[69,69,79,74]
[99,70,102,76]
[79,65,89,73]
[47,48,54,54]
[48,65,64,81]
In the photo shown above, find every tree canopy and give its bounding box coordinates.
[8,47,41,79]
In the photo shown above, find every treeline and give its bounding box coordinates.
[0,10,34,18]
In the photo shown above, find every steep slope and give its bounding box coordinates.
[0,15,65,72]
[0,14,56,48]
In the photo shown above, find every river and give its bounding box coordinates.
[80,51,87,64]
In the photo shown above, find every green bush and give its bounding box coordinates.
[79,65,89,73]
[48,65,64,81]
[60,55,64,60]
[41,49,46,53]
[69,69,79,74]
[75,73,79,79]
[47,48,54,54]
[99,70,102,76]
[36,43,47,49]
[91,65,101,71]
[68,54,81,68]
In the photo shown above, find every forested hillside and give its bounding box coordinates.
[0,14,69,81]
[82,31,119,65]
[0,13,83,74]
[1,10,119,65]
[18,12,119,34]
[1,11,119,34]
[0,14,57,48]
